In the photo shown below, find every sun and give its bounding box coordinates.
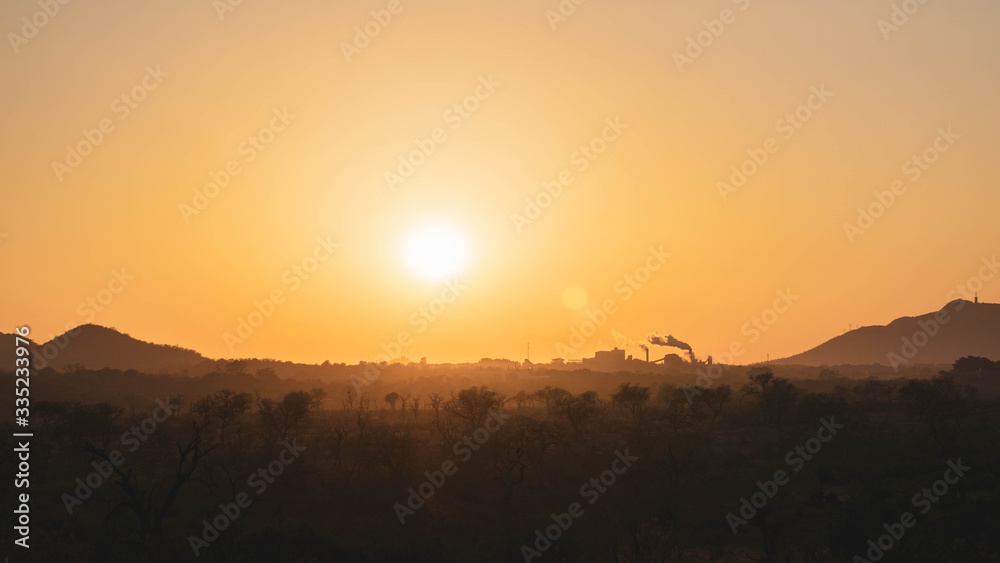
[561,286,588,310]
[401,224,471,281]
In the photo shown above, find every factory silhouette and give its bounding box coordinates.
[559,334,706,373]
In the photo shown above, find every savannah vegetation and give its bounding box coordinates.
[1,358,999,562]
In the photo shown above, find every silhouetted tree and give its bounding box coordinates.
[698,385,733,426]
[257,389,325,440]
[613,383,651,424]
[534,386,572,413]
[554,390,601,438]
[444,386,505,431]
[195,388,253,445]
[85,420,216,541]
[384,392,400,411]
[512,390,536,410]
[899,374,975,444]
[951,356,999,376]
[741,369,798,430]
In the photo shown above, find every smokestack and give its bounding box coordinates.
[648,334,695,362]
[639,343,649,363]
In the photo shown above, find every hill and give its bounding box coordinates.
[776,300,1000,368]
[22,324,213,375]
[4,300,998,377]
[0,325,357,380]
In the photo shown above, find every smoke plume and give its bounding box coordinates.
[648,334,695,362]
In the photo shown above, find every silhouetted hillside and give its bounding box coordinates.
[0,325,360,380]
[6,300,998,379]
[27,324,213,374]
[776,300,1000,367]
[0,331,19,353]
[0,331,36,370]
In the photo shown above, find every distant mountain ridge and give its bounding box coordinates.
[775,299,1000,367]
[3,300,998,376]
[22,324,212,375]
[0,325,352,380]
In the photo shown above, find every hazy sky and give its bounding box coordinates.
[2,0,998,364]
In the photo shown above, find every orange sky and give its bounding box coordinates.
[1,0,998,365]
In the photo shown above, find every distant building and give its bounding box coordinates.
[592,348,626,364]
[575,347,691,373]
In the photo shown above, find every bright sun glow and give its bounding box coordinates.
[561,286,589,310]
[402,224,471,281]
